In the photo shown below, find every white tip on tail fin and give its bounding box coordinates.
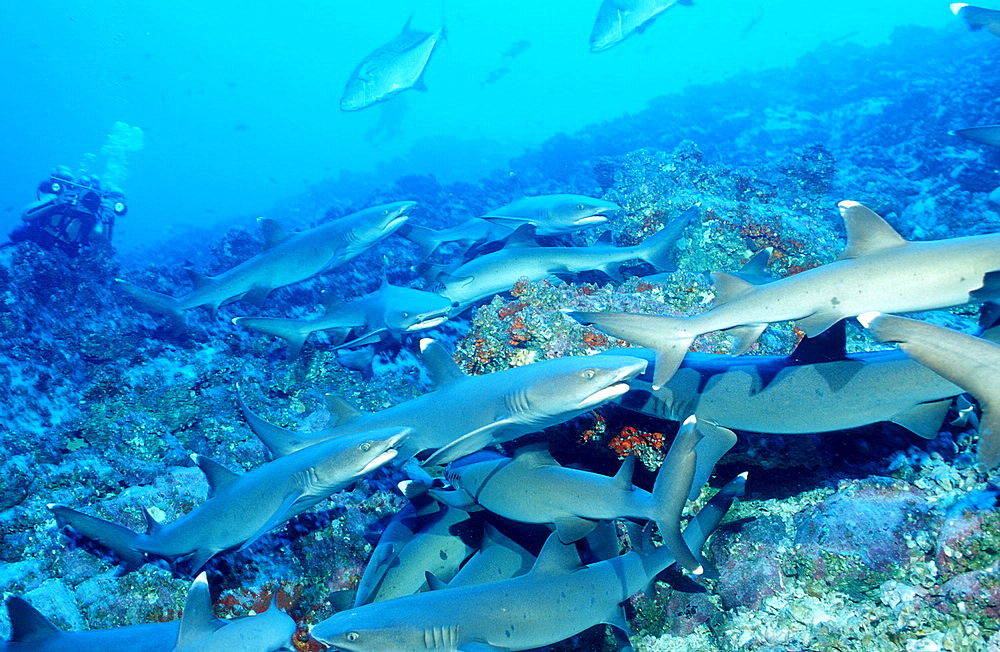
[856,311,882,328]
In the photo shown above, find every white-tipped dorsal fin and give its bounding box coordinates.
[324,394,364,425]
[530,532,586,575]
[258,217,295,250]
[836,201,907,260]
[611,452,636,490]
[511,442,559,467]
[191,454,241,498]
[951,3,968,15]
[857,311,882,328]
[419,339,468,387]
[710,272,756,306]
[6,595,63,643]
[176,572,217,648]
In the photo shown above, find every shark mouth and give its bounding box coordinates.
[360,449,399,475]
[574,214,611,226]
[406,315,449,331]
[581,381,632,408]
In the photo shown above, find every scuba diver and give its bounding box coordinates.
[5,166,127,256]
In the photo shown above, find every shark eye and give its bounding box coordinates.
[347,632,360,642]
[582,369,596,380]
[578,203,586,210]
[401,312,410,318]
[359,442,372,452]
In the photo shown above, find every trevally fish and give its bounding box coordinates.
[590,0,693,53]
[571,201,1000,389]
[341,16,445,111]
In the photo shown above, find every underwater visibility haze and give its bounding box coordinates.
[4,0,1000,651]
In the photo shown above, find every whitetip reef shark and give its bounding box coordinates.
[341,16,445,111]
[308,440,745,652]
[607,319,972,440]
[233,279,454,357]
[952,3,1000,37]
[0,572,294,652]
[590,0,693,52]
[48,427,408,574]
[427,205,696,312]
[434,415,737,575]
[478,193,621,235]
[116,202,415,331]
[571,200,1000,389]
[860,311,1000,468]
[240,339,648,466]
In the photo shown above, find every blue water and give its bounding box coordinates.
[0,0,952,250]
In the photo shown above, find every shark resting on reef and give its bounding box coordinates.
[116,202,415,331]
[860,311,1000,468]
[571,201,1000,389]
[48,427,408,574]
[233,278,454,357]
[309,424,746,652]
[434,416,738,575]
[239,339,648,466]
[0,572,294,652]
[426,205,697,313]
[605,318,978,440]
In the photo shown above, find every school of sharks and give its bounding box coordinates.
[6,2,1000,652]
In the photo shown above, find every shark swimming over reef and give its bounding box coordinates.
[860,311,1000,468]
[117,202,415,331]
[571,200,1000,388]
[951,125,1000,147]
[427,205,696,312]
[399,217,513,262]
[606,319,970,439]
[590,0,693,52]
[435,414,737,574]
[309,439,745,652]
[341,16,445,111]
[479,194,621,235]
[239,339,647,465]
[952,3,1000,37]
[233,278,453,357]
[48,427,408,574]
[0,572,294,652]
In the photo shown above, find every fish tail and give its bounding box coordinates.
[115,279,185,332]
[48,504,145,573]
[398,224,443,261]
[567,311,694,388]
[635,205,698,271]
[233,317,311,358]
[650,416,704,575]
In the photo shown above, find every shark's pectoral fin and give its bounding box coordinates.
[971,270,1000,303]
[422,420,514,466]
[723,323,767,355]
[335,328,389,349]
[458,642,506,652]
[241,286,273,307]
[554,516,600,543]
[5,596,63,643]
[183,548,221,575]
[238,492,302,552]
[429,488,481,511]
[425,571,449,590]
[890,400,952,440]
[602,606,636,639]
[795,310,844,338]
[176,572,225,647]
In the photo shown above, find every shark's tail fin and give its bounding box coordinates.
[48,504,145,573]
[116,279,185,332]
[635,205,698,271]
[398,224,444,261]
[650,416,703,575]
[233,317,318,358]
[567,311,694,389]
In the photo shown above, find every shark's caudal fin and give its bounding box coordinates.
[635,205,698,271]
[115,279,186,332]
[232,317,315,358]
[397,223,445,261]
[5,595,63,643]
[567,311,694,389]
[48,504,145,573]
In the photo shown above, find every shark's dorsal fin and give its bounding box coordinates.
[419,339,468,387]
[424,571,448,590]
[788,319,848,364]
[324,394,364,426]
[890,399,952,440]
[836,201,907,260]
[6,596,63,643]
[501,224,538,249]
[258,217,295,250]
[611,453,636,491]
[511,442,559,467]
[530,532,586,575]
[142,507,164,536]
[191,453,242,497]
[241,286,272,307]
[185,268,212,290]
[710,272,756,306]
[320,291,344,313]
[176,572,217,648]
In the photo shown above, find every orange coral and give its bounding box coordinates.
[609,426,664,456]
